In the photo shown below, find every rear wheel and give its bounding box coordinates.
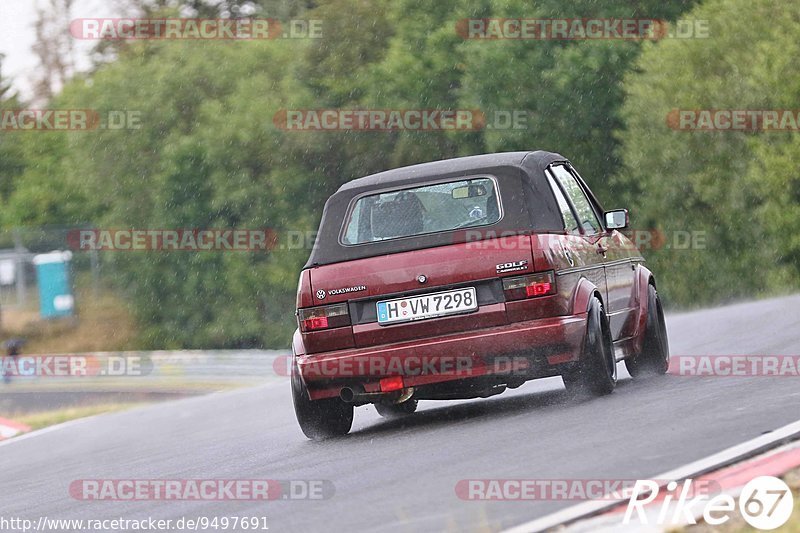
[563,296,617,396]
[291,358,353,440]
[625,284,670,377]
[375,399,418,418]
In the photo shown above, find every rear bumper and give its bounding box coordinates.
[298,314,587,400]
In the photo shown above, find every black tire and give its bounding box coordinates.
[625,284,670,377]
[291,358,353,440]
[375,399,418,418]
[563,296,617,396]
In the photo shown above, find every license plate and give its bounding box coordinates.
[377,287,477,325]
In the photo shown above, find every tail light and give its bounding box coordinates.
[502,271,556,301]
[380,376,404,392]
[298,303,351,332]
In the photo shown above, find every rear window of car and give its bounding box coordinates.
[341,177,501,245]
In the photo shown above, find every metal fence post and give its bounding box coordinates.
[13,228,26,307]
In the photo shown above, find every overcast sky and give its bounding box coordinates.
[0,0,120,100]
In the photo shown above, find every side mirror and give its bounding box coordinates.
[605,209,629,230]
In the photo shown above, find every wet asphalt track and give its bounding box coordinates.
[1,294,800,532]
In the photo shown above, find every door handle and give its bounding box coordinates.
[596,244,608,255]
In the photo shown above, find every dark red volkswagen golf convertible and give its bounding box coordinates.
[291,151,669,439]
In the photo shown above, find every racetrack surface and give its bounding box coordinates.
[1,294,800,532]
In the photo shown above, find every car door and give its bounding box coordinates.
[566,164,638,341]
[546,164,609,320]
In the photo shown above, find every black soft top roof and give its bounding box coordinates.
[304,151,569,268]
[337,151,562,194]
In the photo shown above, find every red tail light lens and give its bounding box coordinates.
[502,271,556,301]
[298,303,350,332]
[380,376,404,392]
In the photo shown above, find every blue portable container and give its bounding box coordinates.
[32,251,74,318]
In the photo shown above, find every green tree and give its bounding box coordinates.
[617,0,800,306]
[0,56,28,208]
[458,0,699,202]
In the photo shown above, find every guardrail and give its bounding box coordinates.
[0,350,287,390]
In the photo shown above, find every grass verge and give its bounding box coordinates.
[14,403,139,431]
[1,276,138,354]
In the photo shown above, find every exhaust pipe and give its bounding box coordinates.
[393,387,414,404]
[339,386,385,404]
[339,387,358,402]
[340,385,415,405]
